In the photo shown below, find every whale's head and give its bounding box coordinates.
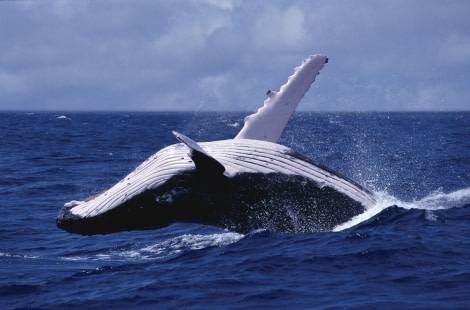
[56,189,174,235]
[56,132,228,235]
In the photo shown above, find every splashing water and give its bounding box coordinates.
[134,232,244,260]
[334,187,470,231]
[62,232,244,262]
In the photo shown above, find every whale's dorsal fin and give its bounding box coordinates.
[235,54,328,143]
[173,131,225,175]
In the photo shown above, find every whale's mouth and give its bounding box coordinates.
[56,190,171,235]
[56,209,170,236]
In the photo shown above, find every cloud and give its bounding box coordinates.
[0,0,469,111]
[252,6,306,50]
[199,0,239,10]
[0,70,27,94]
[441,34,470,66]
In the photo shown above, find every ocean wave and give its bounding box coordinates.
[61,231,244,262]
[334,187,470,231]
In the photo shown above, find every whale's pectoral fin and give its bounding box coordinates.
[172,131,225,175]
[235,54,328,143]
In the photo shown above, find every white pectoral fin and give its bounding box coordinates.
[235,54,328,143]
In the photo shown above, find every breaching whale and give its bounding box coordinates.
[56,54,376,235]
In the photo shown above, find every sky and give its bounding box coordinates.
[1,0,469,112]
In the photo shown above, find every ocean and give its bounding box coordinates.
[1,111,469,309]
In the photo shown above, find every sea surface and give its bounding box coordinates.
[1,111,469,309]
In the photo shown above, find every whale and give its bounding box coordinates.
[56,54,376,235]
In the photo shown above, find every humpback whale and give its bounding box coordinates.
[56,54,376,235]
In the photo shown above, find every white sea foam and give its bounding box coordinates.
[409,188,470,210]
[61,232,244,262]
[0,252,40,259]
[333,187,470,232]
[333,192,393,232]
[132,232,244,260]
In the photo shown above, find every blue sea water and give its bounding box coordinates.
[1,111,469,309]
